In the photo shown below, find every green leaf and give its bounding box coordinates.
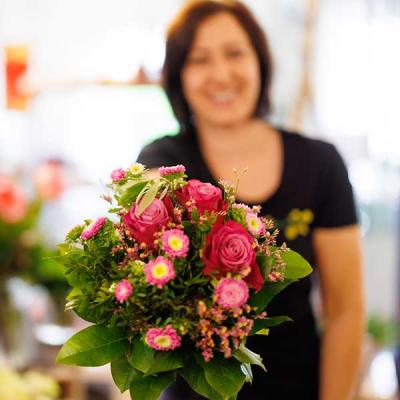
[128,336,155,373]
[255,328,269,336]
[145,350,185,375]
[56,325,128,366]
[180,360,223,400]
[256,254,273,280]
[248,279,295,312]
[203,355,246,399]
[240,363,253,383]
[136,180,160,216]
[281,249,313,280]
[118,181,147,206]
[129,372,175,400]
[251,316,293,334]
[111,354,142,393]
[233,344,266,372]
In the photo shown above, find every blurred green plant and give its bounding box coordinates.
[367,315,399,346]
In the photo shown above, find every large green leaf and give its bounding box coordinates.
[256,254,273,280]
[111,354,142,393]
[233,344,266,372]
[56,325,128,366]
[119,181,147,206]
[248,279,295,312]
[136,180,160,216]
[128,336,155,373]
[129,372,175,400]
[145,350,185,376]
[281,249,313,280]
[203,356,246,399]
[180,359,223,400]
[250,316,293,334]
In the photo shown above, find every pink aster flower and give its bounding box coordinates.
[115,279,133,303]
[110,168,126,182]
[215,278,249,309]
[232,203,251,213]
[145,325,182,351]
[162,229,189,258]
[80,217,107,240]
[144,256,175,288]
[246,212,266,236]
[158,165,186,176]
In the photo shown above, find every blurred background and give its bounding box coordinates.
[0,0,399,399]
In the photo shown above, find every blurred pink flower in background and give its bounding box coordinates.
[0,175,28,223]
[33,161,66,201]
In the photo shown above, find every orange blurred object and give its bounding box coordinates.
[0,175,29,224]
[33,161,67,201]
[5,45,30,110]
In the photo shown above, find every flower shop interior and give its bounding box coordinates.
[0,0,399,399]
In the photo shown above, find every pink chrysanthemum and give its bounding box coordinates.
[215,278,249,309]
[158,165,186,176]
[162,229,189,258]
[115,279,133,303]
[232,203,251,213]
[145,325,182,351]
[144,256,175,288]
[110,168,126,182]
[246,212,266,236]
[80,217,107,240]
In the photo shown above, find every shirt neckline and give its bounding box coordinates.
[185,127,289,207]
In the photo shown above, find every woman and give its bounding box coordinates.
[137,1,365,399]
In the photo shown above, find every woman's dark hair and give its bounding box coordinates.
[163,0,273,133]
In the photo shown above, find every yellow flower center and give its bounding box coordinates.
[152,263,168,278]
[130,163,144,174]
[155,335,171,348]
[168,236,183,251]
[250,218,259,229]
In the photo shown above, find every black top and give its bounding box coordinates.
[137,128,358,400]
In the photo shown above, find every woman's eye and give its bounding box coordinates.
[187,56,208,65]
[227,50,244,58]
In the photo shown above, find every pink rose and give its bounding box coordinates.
[176,179,226,214]
[124,197,172,246]
[202,221,263,291]
[0,175,28,224]
[33,161,66,201]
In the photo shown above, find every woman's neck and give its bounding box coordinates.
[195,118,275,155]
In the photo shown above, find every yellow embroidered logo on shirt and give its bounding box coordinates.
[284,208,314,240]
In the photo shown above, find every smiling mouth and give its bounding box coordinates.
[207,92,237,105]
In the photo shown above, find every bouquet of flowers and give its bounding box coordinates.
[0,161,67,286]
[56,164,312,400]
[1,161,69,358]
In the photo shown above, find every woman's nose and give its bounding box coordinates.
[208,57,232,83]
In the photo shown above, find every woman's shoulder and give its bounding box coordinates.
[136,132,192,167]
[280,128,341,166]
[281,128,335,152]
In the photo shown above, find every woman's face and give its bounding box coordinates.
[181,12,261,128]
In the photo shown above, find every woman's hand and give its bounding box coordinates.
[313,225,365,400]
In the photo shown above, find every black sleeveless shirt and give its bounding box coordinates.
[136,128,358,400]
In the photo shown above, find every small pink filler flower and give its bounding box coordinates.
[110,168,126,182]
[144,256,175,288]
[162,229,189,258]
[145,325,181,351]
[115,279,133,303]
[80,217,107,240]
[158,165,186,177]
[246,212,266,236]
[215,278,249,309]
